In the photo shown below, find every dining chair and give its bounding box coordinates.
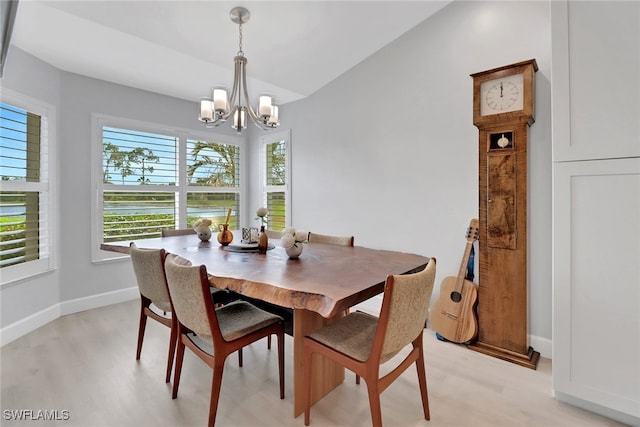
[164,253,285,427]
[130,241,242,378]
[160,228,241,304]
[161,228,196,237]
[307,232,354,246]
[129,242,176,383]
[264,228,284,239]
[162,225,284,353]
[303,257,436,427]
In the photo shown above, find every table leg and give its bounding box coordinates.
[293,308,345,417]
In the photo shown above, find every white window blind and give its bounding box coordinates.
[0,96,54,282]
[102,127,177,242]
[186,139,240,229]
[260,130,290,231]
[95,119,243,258]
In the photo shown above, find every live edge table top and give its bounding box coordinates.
[101,234,429,318]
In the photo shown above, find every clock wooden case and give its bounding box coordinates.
[469,59,540,369]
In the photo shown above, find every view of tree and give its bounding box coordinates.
[128,147,159,184]
[187,141,238,186]
[103,139,239,186]
[103,144,159,184]
[267,141,286,185]
[102,142,124,183]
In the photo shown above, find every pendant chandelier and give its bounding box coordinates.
[198,7,279,132]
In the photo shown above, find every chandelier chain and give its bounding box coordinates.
[237,22,244,56]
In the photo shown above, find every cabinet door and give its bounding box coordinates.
[551,1,640,161]
[553,158,640,419]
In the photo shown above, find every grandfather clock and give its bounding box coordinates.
[468,59,540,369]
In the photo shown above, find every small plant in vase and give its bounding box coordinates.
[281,227,308,259]
[255,207,269,228]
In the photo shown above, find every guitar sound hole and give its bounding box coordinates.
[450,291,462,303]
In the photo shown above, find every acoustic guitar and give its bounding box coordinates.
[430,219,479,343]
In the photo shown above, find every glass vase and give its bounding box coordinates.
[217,224,233,246]
[258,225,269,254]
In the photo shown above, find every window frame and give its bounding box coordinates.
[0,89,57,285]
[258,129,291,230]
[91,114,246,262]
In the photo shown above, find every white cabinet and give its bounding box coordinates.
[551,0,639,162]
[551,1,640,424]
[553,158,640,421]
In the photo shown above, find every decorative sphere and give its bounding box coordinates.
[196,227,212,242]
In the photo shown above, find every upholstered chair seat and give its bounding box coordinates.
[305,311,381,363]
[215,301,286,341]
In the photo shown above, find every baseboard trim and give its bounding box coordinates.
[4,288,553,359]
[555,391,640,426]
[530,334,552,359]
[1,287,138,347]
[0,304,61,347]
[59,287,138,316]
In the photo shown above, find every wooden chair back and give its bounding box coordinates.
[304,257,436,427]
[375,258,436,363]
[164,253,286,426]
[129,242,171,312]
[164,254,218,340]
[308,232,354,246]
[129,242,175,383]
[161,228,196,237]
[264,229,284,239]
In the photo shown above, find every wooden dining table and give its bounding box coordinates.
[101,234,429,417]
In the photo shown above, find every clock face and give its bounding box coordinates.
[480,73,524,116]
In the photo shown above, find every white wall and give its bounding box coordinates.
[0,48,241,342]
[2,1,552,352]
[57,71,240,303]
[1,49,62,339]
[271,1,552,346]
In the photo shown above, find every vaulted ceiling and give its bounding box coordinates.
[11,1,451,105]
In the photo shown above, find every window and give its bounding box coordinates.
[185,138,241,229]
[0,92,55,283]
[102,127,178,241]
[259,130,291,231]
[93,115,243,261]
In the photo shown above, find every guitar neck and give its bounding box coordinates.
[454,241,474,292]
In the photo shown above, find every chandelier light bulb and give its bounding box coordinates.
[213,89,229,113]
[267,105,279,127]
[259,96,273,118]
[232,107,247,131]
[199,99,213,122]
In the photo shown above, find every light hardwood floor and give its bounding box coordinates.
[1,299,627,427]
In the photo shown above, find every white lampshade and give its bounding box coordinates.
[258,95,272,117]
[267,105,279,126]
[199,99,213,122]
[213,89,228,112]
[232,107,247,130]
